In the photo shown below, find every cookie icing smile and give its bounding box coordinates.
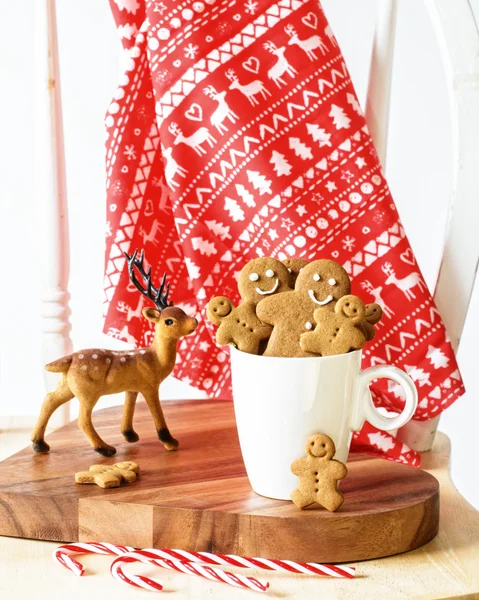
[308,289,333,306]
[256,278,279,295]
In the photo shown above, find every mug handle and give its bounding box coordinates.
[350,365,418,432]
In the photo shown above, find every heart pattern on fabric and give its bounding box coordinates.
[242,57,260,74]
[302,12,318,29]
[185,103,203,122]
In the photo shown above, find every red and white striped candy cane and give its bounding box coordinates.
[141,548,356,579]
[111,551,269,593]
[53,542,135,576]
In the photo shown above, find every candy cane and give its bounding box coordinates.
[53,542,135,576]
[54,542,355,591]
[111,551,269,593]
[141,548,355,578]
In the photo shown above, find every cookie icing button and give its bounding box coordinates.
[309,290,333,305]
[313,274,321,281]
[328,278,336,285]
[305,322,313,330]
[256,279,279,295]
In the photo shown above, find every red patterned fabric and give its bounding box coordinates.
[104,0,464,466]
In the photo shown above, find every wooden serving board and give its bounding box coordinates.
[0,400,439,563]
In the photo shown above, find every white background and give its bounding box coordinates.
[0,0,478,508]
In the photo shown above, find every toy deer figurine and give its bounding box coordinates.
[31,250,198,456]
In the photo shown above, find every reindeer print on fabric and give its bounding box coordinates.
[263,40,297,88]
[226,68,272,106]
[381,262,427,301]
[203,85,239,134]
[168,121,217,156]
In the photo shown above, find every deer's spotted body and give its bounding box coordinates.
[32,254,198,457]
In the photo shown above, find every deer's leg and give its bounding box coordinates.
[121,391,139,443]
[31,384,74,453]
[77,397,116,456]
[143,390,179,451]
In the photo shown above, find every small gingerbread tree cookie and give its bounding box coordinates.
[300,295,367,356]
[291,433,347,511]
[356,302,383,341]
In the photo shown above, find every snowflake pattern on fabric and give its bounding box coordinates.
[104,0,465,467]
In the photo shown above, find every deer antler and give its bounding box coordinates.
[124,249,173,310]
[263,41,278,53]
[284,24,297,37]
[381,262,395,276]
[203,85,217,98]
[168,122,183,136]
[225,69,238,82]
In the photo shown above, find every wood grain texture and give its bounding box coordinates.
[0,400,439,563]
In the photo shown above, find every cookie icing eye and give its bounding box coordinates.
[249,273,259,282]
[287,268,292,273]
[328,278,336,285]
[265,269,275,278]
[313,274,321,281]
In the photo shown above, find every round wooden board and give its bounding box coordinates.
[0,400,439,563]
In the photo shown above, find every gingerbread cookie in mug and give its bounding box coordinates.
[282,258,309,287]
[300,295,367,356]
[206,257,291,354]
[257,259,351,357]
[356,303,383,341]
[237,257,292,304]
[207,296,272,354]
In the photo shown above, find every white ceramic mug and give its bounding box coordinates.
[230,347,418,500]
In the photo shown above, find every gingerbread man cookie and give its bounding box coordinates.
[291,433,347,511]
[356,303,383,341]
[206,258,291,354]
[257,259,351,357]
[300,295,366,356]
[75,461,139,489]
[282,258,309,287]
[238,257,292,304]
[206,296,272,354]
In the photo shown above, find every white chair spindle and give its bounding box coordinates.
[34,0,72,427]
[397,0,479,451]
[365,0,398,168]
